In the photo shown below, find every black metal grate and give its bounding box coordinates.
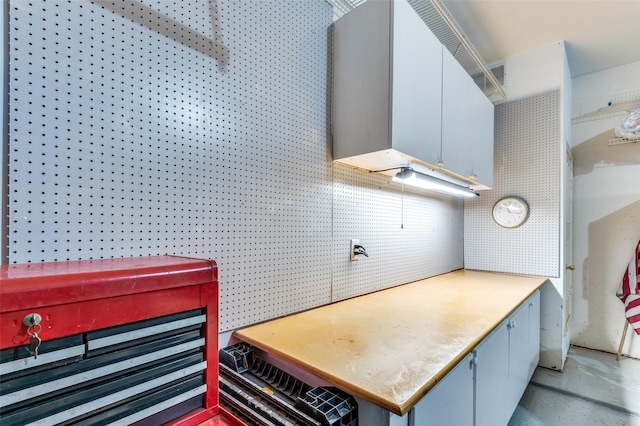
[219,342,358,426]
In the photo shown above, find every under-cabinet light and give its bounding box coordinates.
[392,168,479,198]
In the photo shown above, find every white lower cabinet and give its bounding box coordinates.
[358,291,540,426]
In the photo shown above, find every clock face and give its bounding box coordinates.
[492,197,529,228]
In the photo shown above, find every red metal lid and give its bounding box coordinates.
[0,256,216,312]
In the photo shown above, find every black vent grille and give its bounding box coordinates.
[220,342,358,426]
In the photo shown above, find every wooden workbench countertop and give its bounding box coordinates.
[233,270,548,416]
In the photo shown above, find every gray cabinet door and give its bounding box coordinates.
[390,0,442,165]
[475,321,510,426]
[441,48,494,187]
[527,291,541,379]
[410,352,474,426]
[507,301,531,413]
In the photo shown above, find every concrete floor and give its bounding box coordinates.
[509,346,640,426]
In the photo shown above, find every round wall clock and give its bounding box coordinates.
[492,196,529,228]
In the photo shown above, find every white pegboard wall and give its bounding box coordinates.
[7,0,334,331]
[6,0,466,332]
[332,163,464,301]
[464,90,561,277]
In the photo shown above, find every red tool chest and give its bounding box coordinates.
[0,256,239,425]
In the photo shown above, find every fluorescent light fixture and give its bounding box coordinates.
[392,168,479,198]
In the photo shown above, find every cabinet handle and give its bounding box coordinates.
[470,355,478,368]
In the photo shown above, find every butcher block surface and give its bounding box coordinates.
[233,270,548,416]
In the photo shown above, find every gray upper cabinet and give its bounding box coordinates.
[332,0,494,190]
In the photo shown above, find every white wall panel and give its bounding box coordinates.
[6,0,464,331]
[465,91,560,277]
[332,163,464,301]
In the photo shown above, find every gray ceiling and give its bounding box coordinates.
[441,0,640,78]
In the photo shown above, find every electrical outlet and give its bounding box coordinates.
[350,239,359,261]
